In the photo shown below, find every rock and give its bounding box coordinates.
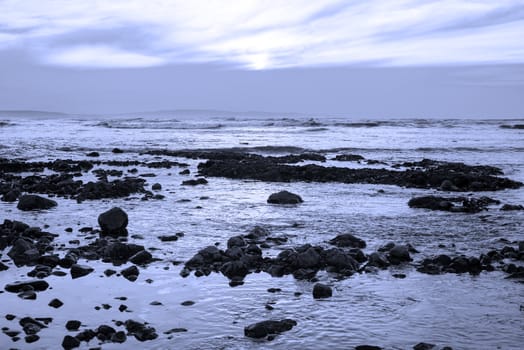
[333,154,364,161]
[86,152,100,157]
[98,207,128,236]
[329,233,366,248]
[111,330,127,343]
[267,191,303,204]
[408,195,499,213]
[0,261,8,271]
[152,183,162,190]
[70,264,94,279]
[312,283,332,299]
[129,250,152,265]
[356,346,383,350]
[125,319,158,341]
[7,238,40,266]
[49,298,64,308]
[244,319,297,339]
[5,280,49,293]
[2,189,21,202]
[112,148,124,153]
[25,334,40,343]
[65,320,81,331]
[501,204,524,211]
[121,265,139,281]
[18,290,37,299]
[387,245,412,264]
[17,195,57,211]
[62,335,80,349]
[197,155,522,191]
[159,235,179,242]
[182,178,208,186]
[413,343,436,350]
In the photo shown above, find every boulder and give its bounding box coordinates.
[5,280,49,293]
[267,191,303,204]
[387,245,412,264]
[501,204,524,211]
[312,283,333,299]
[17,195,57,211]
[70,264,94,279]
[329,233,366,248]
[98,207,128,236]
[244,319,297,339]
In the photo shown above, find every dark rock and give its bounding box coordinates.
[356,345,383,350]
[124,319,158,341]
[196,155,522,191]
[62,335,80,349]
[182,178,208,186]
[2,189,21,202]
[5,280,49,293]
[367,252,389,268]
[20,317,46,335]
[413,343,435,350]
[329,233,366,248]
[70,264,94,279]
[18,290,37,300]
[387,245,412,264]
[181,300,195,306]
[267,191,303,204]
[159,235,178,242]
[333,154,365,161]
[25,334,40,343]
[86,152,100,157]
[121,265,139,281]
[111,331,127,343]
[5,314,16,320]
[49,298,64,308]
[244,319,297,339]
[152,183,162,190]
[129,250,152,265]
[323,248,359,272]
[98,207,128,236]
[408,195,499,213]
[179,169,190,175]
[501,204,524,211]
[227,235,246,248]
[65,320,81,331]
[17,194,57,211]
[312,283,332,299]
[7,238,40,266]
[112,148,124,153]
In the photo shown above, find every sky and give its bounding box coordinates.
[0,0,523,117]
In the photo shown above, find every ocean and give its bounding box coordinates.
[0,111,523,349]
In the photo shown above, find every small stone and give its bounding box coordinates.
[65,320,81,331]
[70,264,94,279]
[62,334,80,349]
[119,304,128,312]
[312,283,332,299]
[413,343,436,350]
[121,265,139,281]
[111,331,127,343]
[6,314,16,321]
[18,290,37,300]
[25,334,40,343]
[49,298,64,308]
[267,191,303,204]
[181,300,195,306]
[152,183,162,191]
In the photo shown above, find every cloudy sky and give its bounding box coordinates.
[0,0,523,117]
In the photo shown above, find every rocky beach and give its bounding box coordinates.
[0,113,523,349]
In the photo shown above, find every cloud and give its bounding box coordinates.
[43,45,166,68]
[0,0,523,69]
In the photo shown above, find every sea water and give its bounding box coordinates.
[0,112,523,349]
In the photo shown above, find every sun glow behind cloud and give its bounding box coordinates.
[0,0,523,69]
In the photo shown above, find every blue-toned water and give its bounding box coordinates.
[0,112,523,349]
